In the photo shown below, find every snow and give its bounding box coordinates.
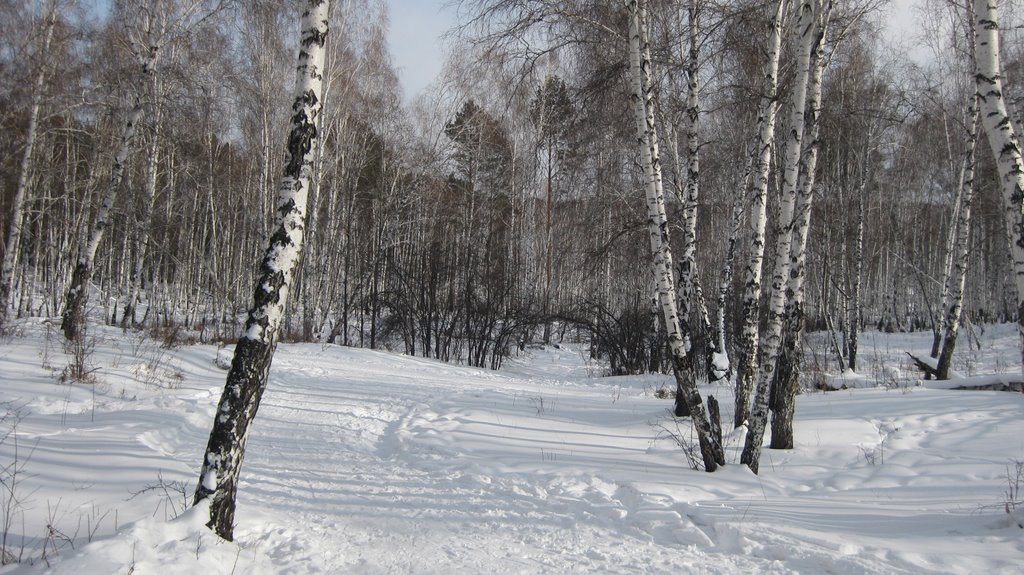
[1,319,1023,574]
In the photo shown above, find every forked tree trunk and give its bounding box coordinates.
[742,0,818,473]
[973,0,1024,373]
[770,2,831,449]
[193,0,330,541]
[625,0,723,471]
[1,6,56,327]
[734,0,786,429]
[61,44,160,340]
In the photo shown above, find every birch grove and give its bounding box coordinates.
[0,0,1022,505]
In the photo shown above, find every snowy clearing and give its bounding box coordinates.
[0,320,1022,574]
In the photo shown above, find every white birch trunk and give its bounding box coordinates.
[734,0,786,429]
[973,0,1024,373]
[742,0,817,473]
[677,0,717,387]
[1,6,57,326]
[770,2,831,449]
[194,0,330,541]
[939,13,982,379]
[123,76,163,327]
[625,0,722,471]
[937,96,978,379]
[61,44,160,340]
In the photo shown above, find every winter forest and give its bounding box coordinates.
[2,0,1024,572]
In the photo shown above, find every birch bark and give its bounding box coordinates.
[123,74,163,328]
[676,0,719,390]
[60,43,160,340]
[742,0,818,472]
[624,0,723,471]
[973,0,1024,372]
[770,3,830,449]
[939,15,981,380]
[193,0,330,541]
[734,0,786,429]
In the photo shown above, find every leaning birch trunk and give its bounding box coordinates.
[734,0,786,429]
[974,0,1024,373]
[625,0,723,471]
[61,44,159,340]
[742,0,817,473]
[193,0,330,541]
[937,97,980,378]
[1,7,57,327]
[770,3,830,449]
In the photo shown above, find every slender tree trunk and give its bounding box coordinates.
[665,0,705,413]
[1,6,56,327]
[848,142,869,372]
[937,95,980,378]
[123,76,163,328]
[974,0,1024,373]
[770,3,830,449]
[715,187,745,382]
[742,0,817,473]
[61,44,160,340]
[734,0,786,429]
[625,0,722,471]
[675,0,718,390]
[193,0,330,541]
[933,181,962,358]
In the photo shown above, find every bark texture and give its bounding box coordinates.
[742,0,818,472]
[770,2,830,449]
[193,0,330,541]
[734,0,786,429]
[624,0,723,471]
[61,44,159,340]
[937,12,978,376]
[973,0,1024,373]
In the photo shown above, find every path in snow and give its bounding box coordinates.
[2,323,1023,574]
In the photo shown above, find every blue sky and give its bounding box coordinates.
[384,0,456,102]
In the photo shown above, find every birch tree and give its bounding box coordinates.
[193,0,330,541]
[674,0,720,398]
[122,69,163,327]
[734,0,786,429]
[624,0,723,471]
[741,0,820,473]
[60,0,215,340]
[770,1,831,449]
[973,0,1024,371]
[938,4,981,379]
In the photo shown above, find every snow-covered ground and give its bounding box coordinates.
[0,319,1022,574]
